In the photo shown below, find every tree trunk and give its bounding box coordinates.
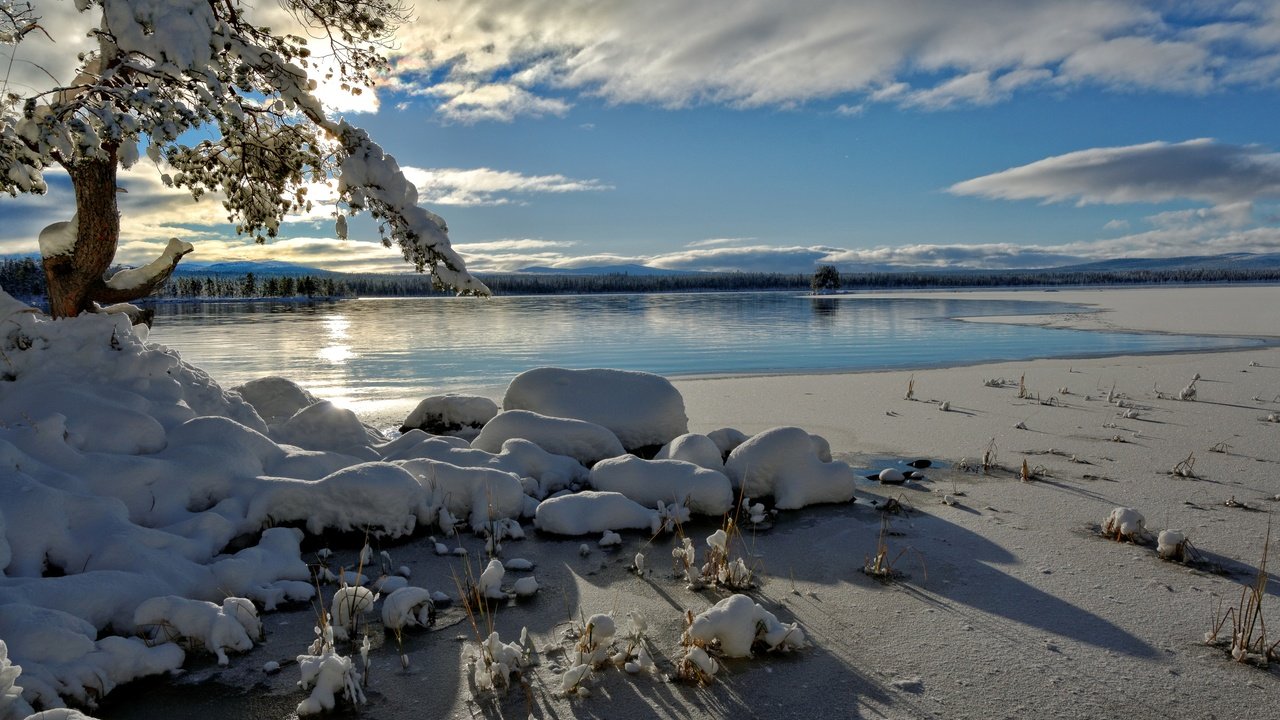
[42,153,122,318]
[42,150,189,322]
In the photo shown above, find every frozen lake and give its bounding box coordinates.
[146,292,1258,416]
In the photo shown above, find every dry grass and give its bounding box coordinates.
[1205,524,1280,666]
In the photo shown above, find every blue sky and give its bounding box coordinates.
[6,0,1280,275]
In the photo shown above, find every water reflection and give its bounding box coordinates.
[147,293,1259,411]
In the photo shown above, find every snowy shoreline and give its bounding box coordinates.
[4,285,1280,720]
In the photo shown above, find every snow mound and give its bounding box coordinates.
[231,376,318,425]
[400,394,498,436]
[685,594,808,658]
[534,491,661,536]
[723,427,856,509]
[1102,507,1148,542]
[502,368,688,451]
[472,410,624,466]
[590,456,733,516]
[654,433,725,471]
[133,596,260,666]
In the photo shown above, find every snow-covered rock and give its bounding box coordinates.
[272,401,383,456]
[534,491,661,536]
[723,427,856,509]
[381,587,435,631]
[589,456,733,516]
[472,410,624,466]
[231,376,318,425]
[654,433,725,471]
[706,428,749,459]
[684,594,807,658]
[330,586,376,640]
[502,368,688,451]
[400,394,498,436]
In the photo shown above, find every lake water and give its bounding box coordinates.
[147,292,1259,416]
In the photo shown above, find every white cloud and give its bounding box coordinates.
[378,0,1280,120]
[415,82,571,123]
[949,139,1280,207]
[685,237,757,248]
[399,167,610,206]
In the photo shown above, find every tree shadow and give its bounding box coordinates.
[763,502,1157,659]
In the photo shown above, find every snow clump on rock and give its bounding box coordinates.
[399,394,499,437]
[723,427,856,509]
[502,367,688,452]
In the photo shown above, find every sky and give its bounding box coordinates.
[5,0,1280,275]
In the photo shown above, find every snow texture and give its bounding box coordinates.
[400,394,498,436]
[589,456,733,516]
[472,410,625,466]
[534,492,661,536]
[723,427,856,509]
[502,368,688,450]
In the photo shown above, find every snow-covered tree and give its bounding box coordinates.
[0,0,487,318]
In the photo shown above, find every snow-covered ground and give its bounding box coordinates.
[3,285,1280,720]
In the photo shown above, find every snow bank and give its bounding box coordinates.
[502,368,688,450]
[397,459,524,531]
[590,456,733,516]
[383,435,587,498]
[685,594,807,658]
[723,427,856,509]
[654,433,725,471]
[472,410,624,466]
[0,605,185,711]
[400,394,498,436]
[534,492,661,536]
[247,463,428,537]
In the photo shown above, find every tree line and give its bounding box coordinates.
[5,256,1280,305]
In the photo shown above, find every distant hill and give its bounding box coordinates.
[1046,253,1280,273]
[513,264,700,276]
[174,260,337,277]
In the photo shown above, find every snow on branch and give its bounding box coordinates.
[102,236,194,292]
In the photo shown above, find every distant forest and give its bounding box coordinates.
[3,256,1280,305]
